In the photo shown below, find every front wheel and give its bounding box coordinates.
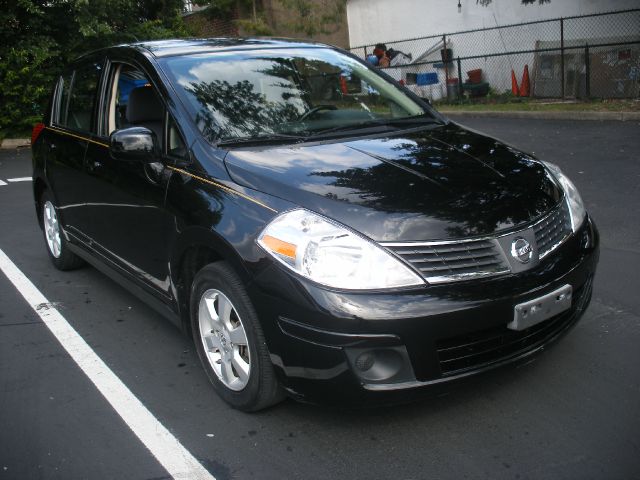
[190,262,284,411]
[40,191,84,271]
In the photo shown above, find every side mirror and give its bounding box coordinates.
[109,127,158,162]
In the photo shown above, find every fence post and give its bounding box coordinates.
[560,17,565,99]
[457,57,463,99]
[443,34,449,100]
[585,44,591,98]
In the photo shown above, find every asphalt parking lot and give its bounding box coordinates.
[1,117,639,480]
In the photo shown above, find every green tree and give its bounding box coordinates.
[276,0,346,37]
[0,0,189,137]
[194,0,346,37]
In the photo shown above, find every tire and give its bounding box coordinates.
[40,191,84,271]
[190,262,284,411]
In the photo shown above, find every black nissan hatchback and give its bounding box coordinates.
[32,39,599,411]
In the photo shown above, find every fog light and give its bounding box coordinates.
[355,352,375,372]
[345,346,417,384]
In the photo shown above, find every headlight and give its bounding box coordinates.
[544,162,586,232]
[257,209,424,290]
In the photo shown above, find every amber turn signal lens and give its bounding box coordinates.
[261,234,297,259]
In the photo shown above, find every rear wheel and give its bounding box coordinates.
[40,191,84,271]
[190,262,284,411]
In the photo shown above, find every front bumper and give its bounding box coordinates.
[247,216,599,405]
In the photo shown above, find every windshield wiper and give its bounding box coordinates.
[305,115,442,140]
[304,121,395,139]
[217,116,443,146]
[382,115,443,126]
[217,133,305,147]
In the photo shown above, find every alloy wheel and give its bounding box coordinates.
[43,200,62,258]
[198,289,251,391]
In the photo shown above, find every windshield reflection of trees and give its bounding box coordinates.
[184,57,376,141]
[187,78,298,140]
[311,133,555,237]
[186,58,313,141]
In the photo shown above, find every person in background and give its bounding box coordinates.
[373,43,390,68]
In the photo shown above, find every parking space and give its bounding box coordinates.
[0,280,171,479]
[1,118,639,479]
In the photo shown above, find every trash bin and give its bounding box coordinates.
[467,69,482,84]
[446,78,459,100]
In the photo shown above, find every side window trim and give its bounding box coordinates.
[165,111,190,163]
[96,58,116,139]
[50,75,62,125]
[52,70,76,128]
[90,57,108,136]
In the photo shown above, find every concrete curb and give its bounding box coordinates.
[439,110,640,122]
[0,138,30,149]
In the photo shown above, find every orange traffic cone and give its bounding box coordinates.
[520,65,530,97]
[511,69,520,96]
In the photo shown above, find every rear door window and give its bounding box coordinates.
[57,61,103,132]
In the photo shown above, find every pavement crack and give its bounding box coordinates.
[0,321,43,327]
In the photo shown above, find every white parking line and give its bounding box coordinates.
[0,180,6,186]
[0,248,215,480]
[6,177,32,182]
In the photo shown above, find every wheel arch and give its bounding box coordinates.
[170,226,253,335]
[33,175,50,228]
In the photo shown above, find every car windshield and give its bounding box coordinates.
[160,47,435,143]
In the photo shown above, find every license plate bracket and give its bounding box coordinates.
[508,284,573,331]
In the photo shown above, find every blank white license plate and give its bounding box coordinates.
[508,284,573,331]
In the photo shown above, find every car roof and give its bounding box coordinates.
[120,38,332,58]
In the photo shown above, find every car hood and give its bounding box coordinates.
[223,123,562,241]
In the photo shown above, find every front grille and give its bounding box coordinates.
[435,276,592,377]
[382,201,573,284]
[386,239,509,284]
[533,201,572,259]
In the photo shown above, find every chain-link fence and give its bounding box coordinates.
[350,9,640,102]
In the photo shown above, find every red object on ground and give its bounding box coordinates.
[31,122,45,145]
[467,69,482,83]
[520,65,531,97]
[339,75,348,94]
[446,77,459,84]
[511,69,520,96]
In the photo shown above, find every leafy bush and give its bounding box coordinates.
[0,41,58,136]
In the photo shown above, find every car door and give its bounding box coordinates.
[45,59,104,237]
[79,59,180,301]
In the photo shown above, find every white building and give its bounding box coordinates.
[347,0,640,99]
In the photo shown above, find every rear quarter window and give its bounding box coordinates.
[56,61,103,133]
